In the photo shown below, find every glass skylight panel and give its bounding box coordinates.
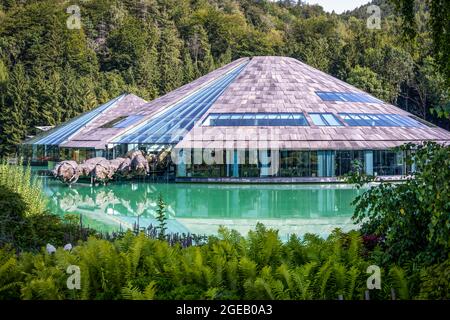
[339,113,428,128]
[27,94,125,145]
[310,114,325,126]
[113,62,248,144]
[323,114,341,126]
[408,115,436,127]
[310,113,343,126]
[203,113,309,126]
[112,115,144,128]
[316,91,382,103]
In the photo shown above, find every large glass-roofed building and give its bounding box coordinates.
[21,56,450,181]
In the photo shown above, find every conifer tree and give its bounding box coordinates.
[0,64,28,156]
[155,194,167,241]
[181,46,195,84]
[158,20,182,94]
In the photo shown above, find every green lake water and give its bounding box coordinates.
[37,172,364,239]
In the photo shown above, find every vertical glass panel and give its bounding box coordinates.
[364,151,374,175]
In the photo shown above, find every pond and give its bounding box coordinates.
[37,173,364,239]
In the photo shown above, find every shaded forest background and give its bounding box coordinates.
[0,0,448,156]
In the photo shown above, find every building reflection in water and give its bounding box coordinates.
[41,177,364,238]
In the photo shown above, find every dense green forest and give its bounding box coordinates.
[0,0,449,156]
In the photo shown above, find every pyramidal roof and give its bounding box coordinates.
[24,56,450,150]
[174,56,450,150]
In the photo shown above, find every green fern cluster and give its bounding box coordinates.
[1,223,443,300]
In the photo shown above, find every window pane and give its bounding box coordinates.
[322,114,341,126]
[339,113,425,127]
[310,114,326,126]
[202,113,309,127]
[316,91,382,103]
[309,113,342,126]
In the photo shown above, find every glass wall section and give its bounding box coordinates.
[318,151,335,177]
[45,146,60,162]
[279,151,312,177]
[310,151,319,177]
[240,150,260,177]
[58,148,97,163]
[177,148,409,178]
[18,145,60,165]
[259,150,272,177]
[334,151,365,176]
[187,149,227,178]
[373,150,405,175]
[364,151,374,175]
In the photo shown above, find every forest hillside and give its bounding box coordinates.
[0,0,448,156]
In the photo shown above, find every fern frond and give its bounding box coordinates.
[389,266,409,300]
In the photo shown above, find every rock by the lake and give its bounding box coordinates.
[109,157,126,175]
[79,157,106,177]
[131,151,149,176]
[53,161,80,184]
[116,157,132,178]
[92,158,113,183]
[53,149,159,185]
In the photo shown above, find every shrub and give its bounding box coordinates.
[351,142,450,266]
[0,186,28,247]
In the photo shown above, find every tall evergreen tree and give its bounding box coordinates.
[0,64,28,156]
[181,46,195,84]
[158,21,182,94]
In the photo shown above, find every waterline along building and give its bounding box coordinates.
[21,57,450,182]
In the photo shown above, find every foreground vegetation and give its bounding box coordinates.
[0,142,448,300]
[1,225,440,300]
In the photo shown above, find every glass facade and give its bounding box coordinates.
[19,144,102,164]
[113,62,249,145]
[176,149,408,178]
[373,150,404,175]
[19,143,408,179]
[23,94,125,146]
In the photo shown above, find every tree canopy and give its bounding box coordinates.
[0,0,448,156]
